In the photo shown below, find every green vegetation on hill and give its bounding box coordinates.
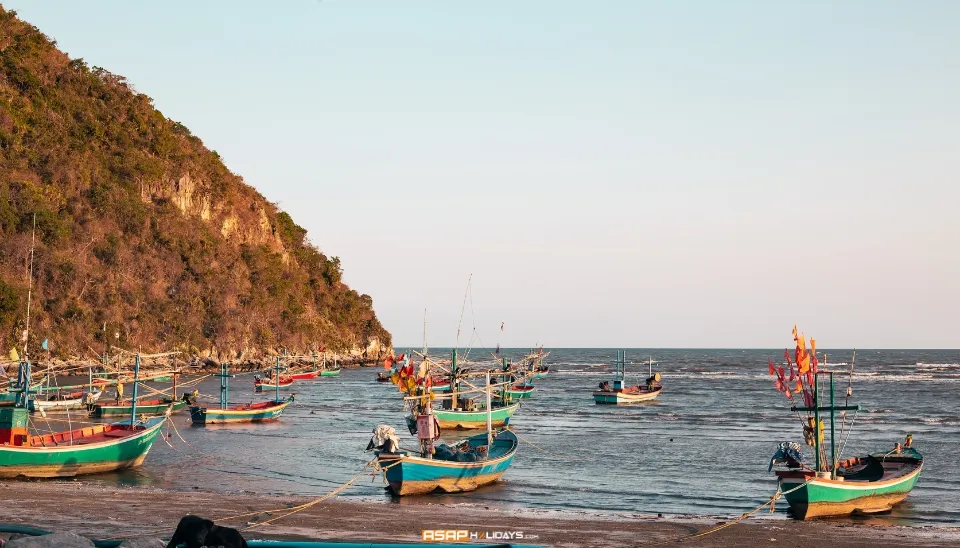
[0,7,390,358]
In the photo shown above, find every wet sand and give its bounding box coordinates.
[2,482,958,547]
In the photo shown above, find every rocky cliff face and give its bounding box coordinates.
[0,7,391,361]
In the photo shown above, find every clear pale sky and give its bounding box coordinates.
[8,1,959,348]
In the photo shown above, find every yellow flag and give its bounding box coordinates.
[8,348,18,362]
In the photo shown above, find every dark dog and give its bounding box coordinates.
[166,515,248,548]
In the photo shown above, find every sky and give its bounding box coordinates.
[6,1,959,348]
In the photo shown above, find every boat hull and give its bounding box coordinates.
[320,369,341,377]
[778,465,923,519]
[433,403,520,430]
[593,386,662,404]
[94,399,185,418]
[505,386,535,399]
[379,431,517,495]
[531,371,548,379]
[289,371,320,380]
[0,418,164,478]
[190,400,292,425]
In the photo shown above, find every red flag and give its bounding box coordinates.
[768,360,775,375]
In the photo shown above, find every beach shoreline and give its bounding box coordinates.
[2,482,958,547]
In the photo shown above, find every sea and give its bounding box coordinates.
[73,348,960,527]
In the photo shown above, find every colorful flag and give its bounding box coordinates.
[8,348,18,362]
[768,360,775,375]
[41,339,48,351]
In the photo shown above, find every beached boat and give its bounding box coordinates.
[0,357,167,478]
[768,329,923,519]
[593,352,662,404]
[191,362,294,425]
[371,370,519,496]
[376,429,518,495]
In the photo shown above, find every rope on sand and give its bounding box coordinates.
[638,477,815,546]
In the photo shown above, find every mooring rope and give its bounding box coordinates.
[507,427,586,461]
[638,477,816,546]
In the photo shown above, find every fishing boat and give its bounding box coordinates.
[320,367,341,377]
[191,361,294,425]
[0,379,45,408]
[254,374,294,392]
[369,370,519,495]
[288,370,320,380]
[517,348,550,379]
[429,376,451,392]
[433,401,521,430]
[504,383,535,399]
[30,388,102,413]
[768,330,923,519]
[0,358,167,478]
[593,352,662,404]
[93,397,185,418]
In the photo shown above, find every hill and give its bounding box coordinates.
[0,6,390,362]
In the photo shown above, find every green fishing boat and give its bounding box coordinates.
[0,358,166,478]
[320,368,341,377]
[433,402,520,430]
[93,398,185,418]
[768,329,923,519]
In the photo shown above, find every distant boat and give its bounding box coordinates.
[593,352,662,404]
[191,362,293,425]
[769,334,922,519]
[288,370,320,381]
[504,383,535,399]
[93,397,185,418]
[254,375,294,392]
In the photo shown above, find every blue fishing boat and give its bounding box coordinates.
[370,370,519,495]
[376,429,518,495]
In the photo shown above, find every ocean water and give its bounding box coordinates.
[74,348,960,526]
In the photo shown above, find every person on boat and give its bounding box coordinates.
[115,381,124,403]
[645,372,661,391]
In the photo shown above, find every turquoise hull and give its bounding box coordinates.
[379,430,518,495]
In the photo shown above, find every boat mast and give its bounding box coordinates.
[485,370,492,447]
[21,215,36,360]
[829,372,837,478]
[130,354,141,425]
[275,356,281,402]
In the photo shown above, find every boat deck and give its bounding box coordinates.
[28,423,138,448]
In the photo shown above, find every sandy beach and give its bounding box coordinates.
[1,482,957,547]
